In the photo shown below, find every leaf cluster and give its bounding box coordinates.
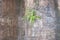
[23,8,41,23]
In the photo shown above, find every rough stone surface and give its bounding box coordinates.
[24,0,56,40]
[0,0,18,40]
[0,0,60,40]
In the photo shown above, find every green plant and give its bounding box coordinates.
[23,8,41,23]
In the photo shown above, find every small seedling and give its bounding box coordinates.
[23,8,41,23]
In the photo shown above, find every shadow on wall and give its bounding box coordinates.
[16,0,25,17]
[54,0,60,40]
[17,0,25,40]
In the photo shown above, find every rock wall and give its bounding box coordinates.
[17,0,25,40]
[24,0,57,40]
[56,0,60,40]
[0,0,60,40]
[0,0,18,40]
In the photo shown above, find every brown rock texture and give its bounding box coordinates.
[0,0,18,40]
